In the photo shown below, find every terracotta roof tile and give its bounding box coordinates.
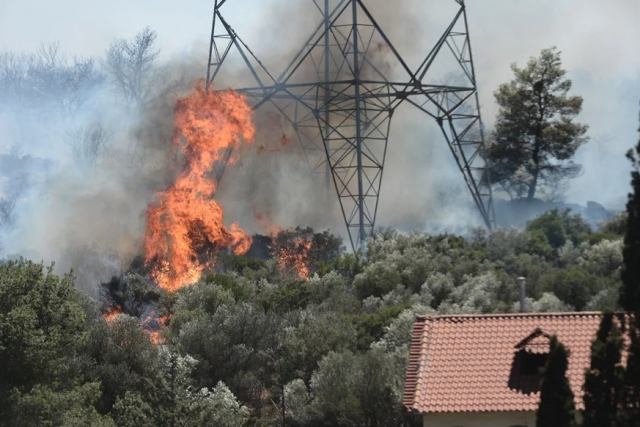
[402,312,617,414]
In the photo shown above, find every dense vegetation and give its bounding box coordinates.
[0,210,628,426]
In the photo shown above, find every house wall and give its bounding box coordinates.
[423,411,536,427]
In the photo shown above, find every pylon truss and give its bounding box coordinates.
[206,0,496,251]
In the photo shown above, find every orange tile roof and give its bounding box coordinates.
[403,312,607,414]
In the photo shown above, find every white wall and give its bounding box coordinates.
[423,411,536,427]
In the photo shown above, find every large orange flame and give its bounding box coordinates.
[144,81,255,291]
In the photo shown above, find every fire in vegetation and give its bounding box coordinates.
[142,312,172,345]
[103,304,122,324]
[275,235,312,279]
[254,208,313,279]
[144,80,255,291]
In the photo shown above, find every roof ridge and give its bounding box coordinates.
[416,311,604,321]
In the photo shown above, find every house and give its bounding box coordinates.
[403,312,610,427]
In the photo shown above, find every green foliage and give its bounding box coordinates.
[617,114,640,426]
[1,222,630,426]
[599,212,627,236]
[171,301,281,406]
[264,279,314,313]
[536,336,576,427]
[302,348,406,427]
[11,382,114,427]
[540,267,601,310]
[203,272,250,302]
[0,259,91,423]
[621,116,640,314]
[216,253,266,275]
[618,317,640,427]
[348,304,405,351]
[583,312,624,427]
[487,46,588,200]
[80,314,160,413]
[316,251,365,281]
[526,209,592,249]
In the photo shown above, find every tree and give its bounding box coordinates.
[583,312,624,427]
[66,122,113,167]
[0,259,107,426]
[536,336,576,427]
[305,349,405,427]
[103,27,160,109]
[487,47,588,200]
[621,110,640,313]
[0,43,103,118]
[618,107,640,427]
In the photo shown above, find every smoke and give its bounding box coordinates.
[0,45,206,295]
[0,0,638,293]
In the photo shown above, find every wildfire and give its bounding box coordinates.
[103,305,122,324]
[141,312,172,345]
[277,238,312,279]
[144,80,255,291]
[254,207,312,279]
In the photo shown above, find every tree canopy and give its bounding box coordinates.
[487,47,588,200]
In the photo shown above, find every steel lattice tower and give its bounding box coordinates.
[206,0,496,251]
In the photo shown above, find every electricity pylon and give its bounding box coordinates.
[206,0,495,251]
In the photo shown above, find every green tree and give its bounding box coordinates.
[80,314,161,414]
[487,47,588,200]
[583,313,624,427]
[536,336,576,427]
[539,267,600,310]
[618,110,640,426]
[0,259,97,425]
[305,348,405,427]
[618,322,640,427]
[621,112,640,313]
[526,209,592,249]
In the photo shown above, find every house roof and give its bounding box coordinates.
[403,312,605,414]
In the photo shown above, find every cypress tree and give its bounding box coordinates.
[537,336,576,427]
[536,335,576,427]
[583,312,624,427]
[618,108,640,427]
[621,110,640,313]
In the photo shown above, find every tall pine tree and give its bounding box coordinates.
[583,312,624,427]
[537,336,576,427]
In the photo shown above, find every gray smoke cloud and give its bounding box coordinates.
[0,0,638,293]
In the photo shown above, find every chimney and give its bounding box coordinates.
[518,277,527,313]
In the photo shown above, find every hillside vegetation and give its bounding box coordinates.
[0,210,626,427]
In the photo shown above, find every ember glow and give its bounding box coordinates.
[144,80,255,291]
[277,237,312,279]
[255,207,312,279]
[103,305,122,323]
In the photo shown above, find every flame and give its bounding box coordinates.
[103,305,122,324]
[141,312,172,345]
[254,207,312,279]
[146,330,163,345]
[277,237,312,279]
[144,80,255,291]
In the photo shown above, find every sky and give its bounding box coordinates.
[1,0,639,208]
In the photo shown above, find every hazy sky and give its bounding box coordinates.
[1,0,639,207]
